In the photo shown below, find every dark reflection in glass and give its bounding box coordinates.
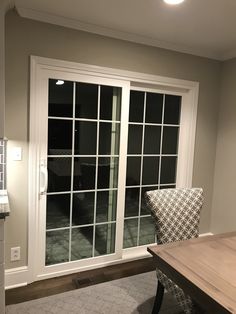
[95,223,116,256]
[46,194,70,229]
[127,125,143,154]
[96,190,117,223]
[48,157,71,192]
[46,229,69,265]
[73,157,96,190]
[129,91,144,122]
[160,185,176,189]
[99,122,120,155]
[142,157,159,185]
[126,157,141,186]
[72,192,94,226]
[139,217,155,246]
[71,227,93,260]
[123,218,138,248]
[97,157,119,189]
[74,121,97,155]
[162,127,179,154]
[48,119,72,155]
[160,156,177,184]
[75,83,98,119]
[145,93,163,124]
[125,187,140,217]
[144,126,161,154]
[164,95,181,125]
[48,79,73,117]
[141,186,158,215]
[100,86,121,121]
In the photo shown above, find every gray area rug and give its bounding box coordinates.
[6,271,182,314]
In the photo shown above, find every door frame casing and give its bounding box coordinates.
[28,56,199,283]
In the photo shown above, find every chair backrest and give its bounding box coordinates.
[145,188,203,244]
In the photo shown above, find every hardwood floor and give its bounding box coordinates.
[6,257,155,305]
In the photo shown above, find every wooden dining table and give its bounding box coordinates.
[147,232,236,314]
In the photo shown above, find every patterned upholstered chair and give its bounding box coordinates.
[145,188,204,314]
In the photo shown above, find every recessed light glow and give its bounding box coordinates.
[56,80,64,85]
[163,0,185,4]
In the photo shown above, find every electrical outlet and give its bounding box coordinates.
[11,247,21,261]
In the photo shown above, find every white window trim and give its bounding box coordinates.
[28,56,199,283]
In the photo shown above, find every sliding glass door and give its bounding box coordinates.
[30,57,197,280]
[46,79,122,265]
[123,90,181,249]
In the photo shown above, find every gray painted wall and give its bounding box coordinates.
[211,58,236,233]
[5,10,221,269]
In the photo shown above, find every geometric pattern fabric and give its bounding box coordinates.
[145,188,203,244]
[145,188,204,314]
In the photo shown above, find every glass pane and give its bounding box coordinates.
[46,229,69,265]
[125,188,140,217]
[162,127,179,154]
[129,91,144,122]
[100,86,121,121]
[73,157,96,190]
[139,217,155,246]
[145,93,163,124]
[141,186,158,215]
[99,122,120,155]
[126,157,141,186]
[48,157,71,192]
[127,124,143,154]
[46,194,70,229]
[96,190,117,223]
[144,126,161,154]
[160,156,177,184]
[72,192,94,226]
[97,157,119,189]
[142,157,159,185]
[164,95,181,124]
[71,227,93,260]
[74,121,97,155]
[75,82,98,119]
[123,219,138,248]
[95,223,116,256]
[48,119,72,155]
[48,79,73,118]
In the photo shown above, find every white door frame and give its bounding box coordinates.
[28,55,199,283]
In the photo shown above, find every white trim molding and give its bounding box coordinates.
[5,266,29,290]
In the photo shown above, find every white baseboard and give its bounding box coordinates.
[5,266,29,290]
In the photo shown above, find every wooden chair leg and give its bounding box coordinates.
[152,281,164,314]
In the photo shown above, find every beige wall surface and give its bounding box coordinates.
[5,10,221,269]
[211,58,236,233]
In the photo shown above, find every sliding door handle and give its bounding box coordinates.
[40,160,48,195]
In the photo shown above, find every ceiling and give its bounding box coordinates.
[14,0,236,60]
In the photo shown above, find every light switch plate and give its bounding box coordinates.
[12,147,22,161]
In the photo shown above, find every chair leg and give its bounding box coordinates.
[152,281,164,314]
